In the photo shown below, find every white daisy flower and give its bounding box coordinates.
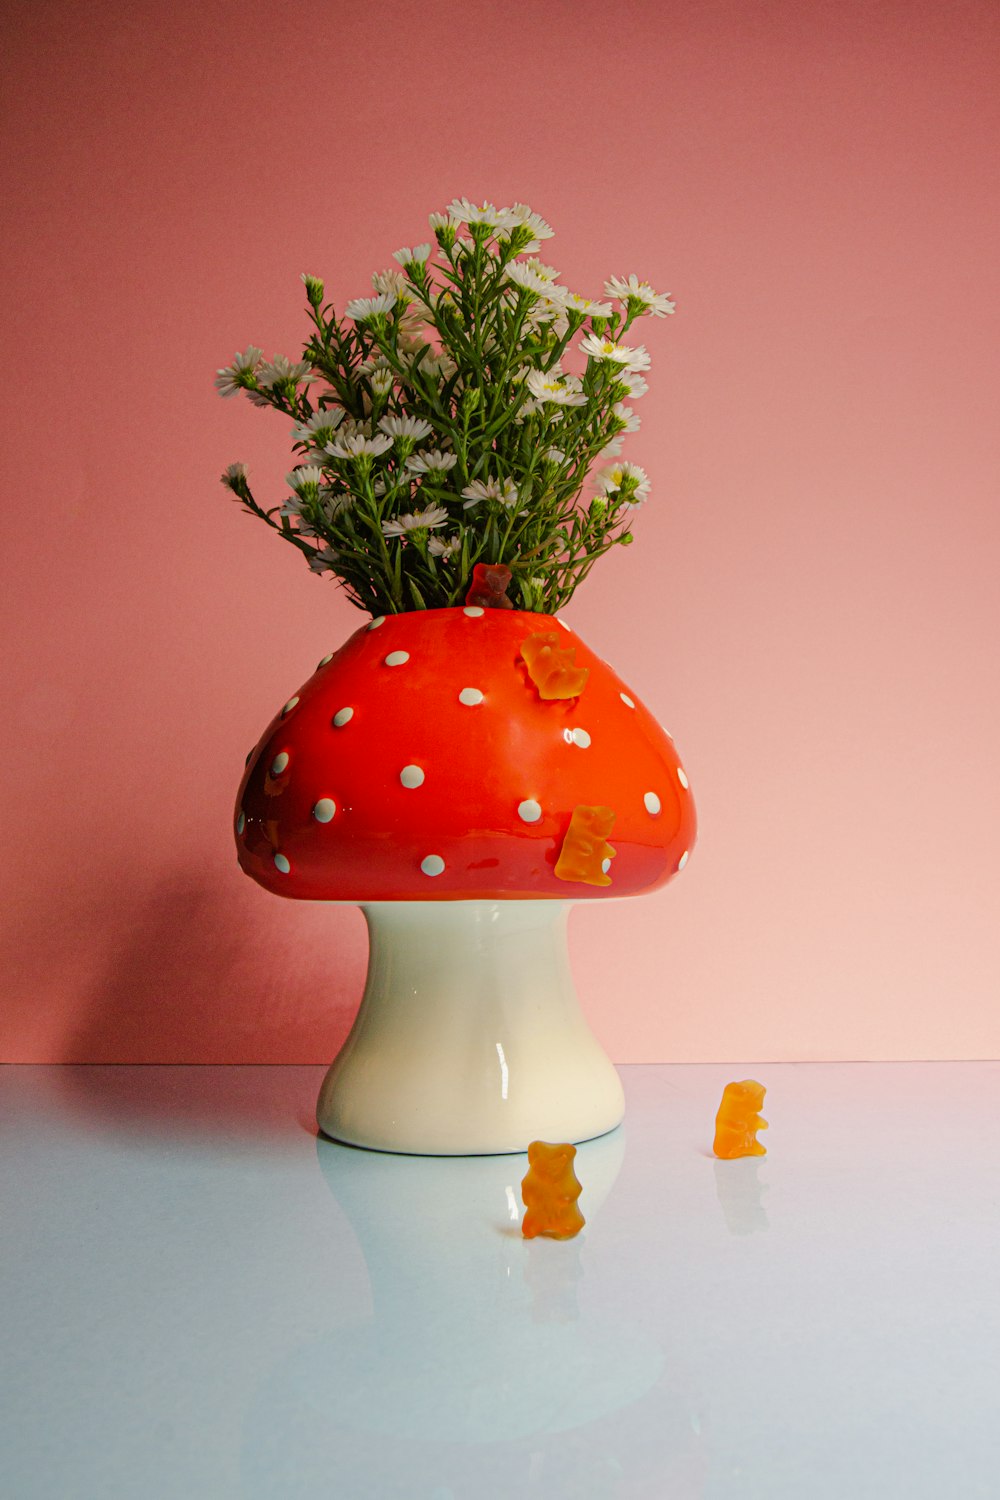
[286,465,325,492]
[337,415,374,439]
[291,408,345,445]
[461,477,518,509]
[325,432,394,460]
[595,461,651,503]
[428,533,462,559]
[392,244,432,267]
[429,211,460,233]
[371,268,410,300]
[398,297,433,330]
[279,494,307,518]
[343,292,397,322]
[604,274,676,317]
[406,448,459,475]
[523,302,569,337]
[394,338,424,365]
[523,259,561,282]
[446,197,505,229]
[371,368,394,396]
[415,352,458,381]
[525,368,588,406]
[257,354,318,389]
[381,504,449,536]
[378,414,434,443]
[578,334,652,370]
[546,287,614,319]
[544,447,566,465]
[318,489,352,519]
[214,346,264,398]
[221,462,248,488]
[308,545,341,574]
[504,203,555,241]
[615,369,649,398]
[597,437,625,459]
[503,262,552,297]
[612,402,641,432]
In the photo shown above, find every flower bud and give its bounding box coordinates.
[301,273,325,308]
[429,213,457,250]
[505,224,536,254]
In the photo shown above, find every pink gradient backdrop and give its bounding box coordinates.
[2,0,998,1063]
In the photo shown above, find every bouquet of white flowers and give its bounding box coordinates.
[216,197,674,615]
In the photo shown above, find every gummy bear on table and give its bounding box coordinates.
[713,1080,768,1159]
[521,1140,586,1240]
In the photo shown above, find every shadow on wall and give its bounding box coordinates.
[62,867,364,1066]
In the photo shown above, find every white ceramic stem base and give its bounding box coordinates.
[316,900,625,1156]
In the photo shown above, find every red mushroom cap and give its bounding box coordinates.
[235,608,696,901]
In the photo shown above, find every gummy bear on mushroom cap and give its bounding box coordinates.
[235,608,696,902]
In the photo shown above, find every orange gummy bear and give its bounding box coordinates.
[521,1140,586,1240]
[519,633,590,700]
[713,1080,768,1158]
[554,805,616,887]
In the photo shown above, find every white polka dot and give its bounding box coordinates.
[644,791,661,815]
[281,696,300,716]
[400,765,425,789]
[678,850,689,871]
[271,751,290,775]
[332,707,354,727]
[368,616,386,630]
[463,606,484,617]
[274,853,291,874]
[571,727,591,748]
[677,767,690,789]
[518,799,542,823]
[601,857,612,874]
[317,653,334,668]
[312,798,336,822]
[420,854,445,877]
[236,812,245,835]
[620,692,635,709]
[384,651,410,667]
[459,687,484,706]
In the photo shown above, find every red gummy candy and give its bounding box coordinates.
[465,562,514,610]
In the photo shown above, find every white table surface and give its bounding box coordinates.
[2,1062,998,1499]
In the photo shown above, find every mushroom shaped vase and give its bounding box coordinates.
[235,607,696,1155]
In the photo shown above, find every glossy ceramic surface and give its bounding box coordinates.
[4,1063,999,1499]
[316,900,625,1154]
[234,609,696,902]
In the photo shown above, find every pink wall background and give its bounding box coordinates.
[3,0,998,1063]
